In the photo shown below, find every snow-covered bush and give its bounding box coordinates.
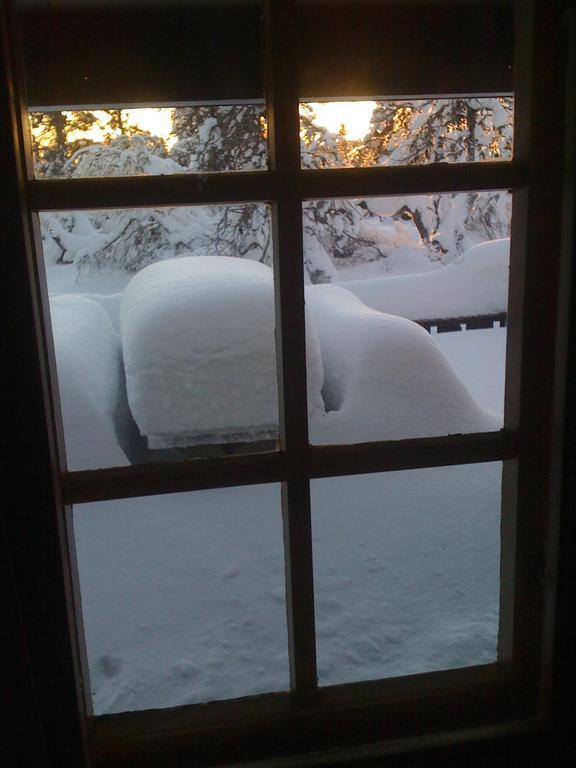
[65,134,180,178]
[50,295,128,469]
[120,257,324,449]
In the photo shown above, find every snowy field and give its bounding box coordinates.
[75,457,501,713]
[72,326,504,714]
[44,240,508,714]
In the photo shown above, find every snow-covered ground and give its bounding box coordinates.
[43,239,508,714]
[75,457,501,713]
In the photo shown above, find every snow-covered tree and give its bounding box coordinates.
[364,97,513,261]
[36,98,513,278]
[170,104,267,171]
[300,106,391,281]
[368,97,513,166]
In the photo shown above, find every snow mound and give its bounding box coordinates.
[339,238,509,320]
[307,286,499,444]
[50,295,128,469]
[121,256,324,448]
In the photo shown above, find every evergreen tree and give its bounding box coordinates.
[37,98,513,277]
[170,104,267,171]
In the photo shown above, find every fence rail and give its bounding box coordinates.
[417,312,507,334]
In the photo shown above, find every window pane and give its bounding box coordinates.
[40,205,309,470]
[300,97,513,169]
[73,484,288,714]
[311,463,502,687]
[305,193,511,444]
[29,105,267,179]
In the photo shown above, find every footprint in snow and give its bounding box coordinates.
[97,654,123,679]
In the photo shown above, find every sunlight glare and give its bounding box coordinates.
[123,108,176,148]
[306,101,376,140]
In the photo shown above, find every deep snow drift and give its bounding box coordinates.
[44,238,507,714]
[50,295,128,469]
[307,286,499,444]
[341,238,509,320]
[120,256,324,448]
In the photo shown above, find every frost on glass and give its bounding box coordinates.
[300,97,513,169]
[29,105,267,179]
[312,463,502,686]
[41,204,283,470]
[304,192,510,445]
[74,485,289,714]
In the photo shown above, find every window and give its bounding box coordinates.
[2,1,573,766]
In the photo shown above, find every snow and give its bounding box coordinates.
[435,326,507,415]
[120,256,324,448]
[74,485,289,713]
[43,242,507,714]
[74,460,501,713]
[50,295,128,470]
[307,286,499,444]
[312,463,501,685]
[338,238,509,320]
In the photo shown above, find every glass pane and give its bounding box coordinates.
[300,97,513,169]
[304,192,511,444]
[29,105,267,179]
[74,484,288,714]
[312,463,502,686]
[41,204,307,470]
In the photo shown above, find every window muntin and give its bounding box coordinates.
[74,484,289,714]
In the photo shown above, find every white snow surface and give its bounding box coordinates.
[120,256,324,447]
[50,295,128,469]
[307,286,499,444]
[75,461,501,714]
[339,238,509,320]
[435,325,507,415]
[74,485,290,713]
[312,463,501,685]
[44,247,507,713]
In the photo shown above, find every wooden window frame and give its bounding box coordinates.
[1,1,573,766]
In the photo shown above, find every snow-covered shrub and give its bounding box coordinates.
[66,134,179,178]
[303,199,390,278]
[50,295,128,469]
[120,256,324,449]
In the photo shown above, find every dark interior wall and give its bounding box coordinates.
[20,1,513,108]
[2,1,574,767]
